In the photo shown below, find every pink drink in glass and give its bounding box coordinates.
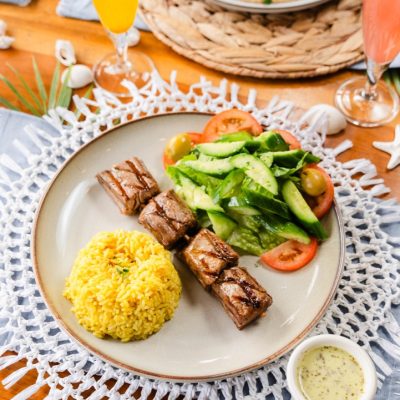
[335,0,400,127]
[363,0,400,64]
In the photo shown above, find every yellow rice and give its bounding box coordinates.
[63,230,181,341]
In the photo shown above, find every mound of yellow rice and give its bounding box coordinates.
[64,230,181,341]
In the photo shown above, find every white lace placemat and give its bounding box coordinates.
[1,71,400,400]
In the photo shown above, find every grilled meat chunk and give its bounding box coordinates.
[96,157,160,215]
[139,190,197,249]
[180,229,239,289]
[211,267,272,330]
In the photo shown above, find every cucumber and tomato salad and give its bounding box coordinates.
[163,109,334,272]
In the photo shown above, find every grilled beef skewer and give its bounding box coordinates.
[212,266,273,330]
[139,190,197,249]
[180,228,239,289]
[97,157,273,329]
[97,157,160,215]
[180,228,272,329]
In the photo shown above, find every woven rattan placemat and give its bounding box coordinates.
[139,0,363,78]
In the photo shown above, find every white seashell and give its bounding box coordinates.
[126,27,140,47]
[0,20,7,36]
[61,64,93,89]
[0,35,14,50]
[55,40,76,66]
[302,104,347,135]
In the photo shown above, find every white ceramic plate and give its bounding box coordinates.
[33,112,344,381]
[210,0,331,14]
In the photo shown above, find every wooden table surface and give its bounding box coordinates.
[0,0,399,398]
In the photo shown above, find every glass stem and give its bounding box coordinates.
[109,32,131,73]
[364,58,388,100]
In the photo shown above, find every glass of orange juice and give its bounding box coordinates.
[335,0,400,127]
[93,0,154,96]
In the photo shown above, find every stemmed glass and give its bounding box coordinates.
[92,0,154,97]
[335,0,400,127]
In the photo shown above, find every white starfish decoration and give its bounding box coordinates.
[373,125,400,170]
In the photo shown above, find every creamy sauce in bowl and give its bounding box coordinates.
[296,345,365,400]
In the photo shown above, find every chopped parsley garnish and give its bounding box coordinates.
[109,257,133,276]
[116,266,130,275]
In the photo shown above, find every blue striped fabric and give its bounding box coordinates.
[0,0,31,6]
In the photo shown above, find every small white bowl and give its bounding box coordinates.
[287,334,377,400]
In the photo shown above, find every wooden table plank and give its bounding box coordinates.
[0,0,399,399]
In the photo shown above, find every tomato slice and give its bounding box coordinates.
[162,132,203,169]
[186,132,204,145]
[303,164,334,219]
[260,238,318,272]
[202,109,263,143]
[273,129,302,150]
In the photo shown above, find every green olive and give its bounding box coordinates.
[165,133,192,162]
[300,168,327,197]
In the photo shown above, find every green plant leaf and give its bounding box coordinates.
[48,61,61,111]
[32,56,48,110]
[383,71,392,87]
[0,74,41,116]
[0,96,21,111]
[57,66,72,109]
[57,87,72,109]
[392,69,400,95]
[6,63,43,114]
[82,84,94,99]
[0,60,79,116]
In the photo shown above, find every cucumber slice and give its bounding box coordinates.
[225,196,261,216]
[242,177,290,219]
[175,185,222,212]
[216,131,253,142]
[257,215,310,244]
[281,180,328,240]
[225,206,261,216]
[256,131,289,151]
[271,151,310,178]
[196,141,246,157]
[197,154,216,162]
[183,159,234,176]
[273,150,320,168]
[208,211,237,240]
[244,190,290,219]
[213,169,245,203]
[230,154,278,195]
[259,152,273,168]
[215,132,260,152]
[196,210,212,228]
[244,141,261,153]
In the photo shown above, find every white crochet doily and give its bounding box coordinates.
[1,71,400,400]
